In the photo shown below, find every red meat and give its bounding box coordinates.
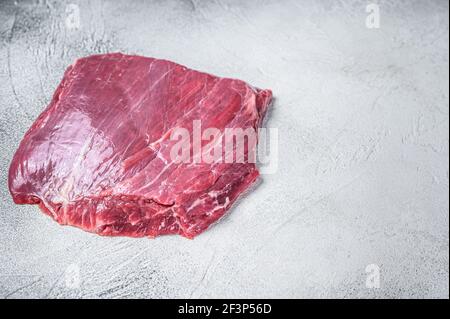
[8,53,272,238]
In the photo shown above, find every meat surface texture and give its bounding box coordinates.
[8,53,272,238]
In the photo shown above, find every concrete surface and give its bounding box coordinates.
[0,0,448,298]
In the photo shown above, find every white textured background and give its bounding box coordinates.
[0,0,448,298]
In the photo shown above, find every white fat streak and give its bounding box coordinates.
[176,78,223,125]
[187,197,207,211]
[155,150,168,165]
[208,190,222,198]
[58,136,92,203]
[186,197,231,231]
[135,160,174,192]
[208,196,230,215]
[128,63,174,114]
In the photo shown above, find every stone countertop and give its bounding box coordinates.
[0,0,448,298]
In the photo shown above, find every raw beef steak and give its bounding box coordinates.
[8,53,272,238]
